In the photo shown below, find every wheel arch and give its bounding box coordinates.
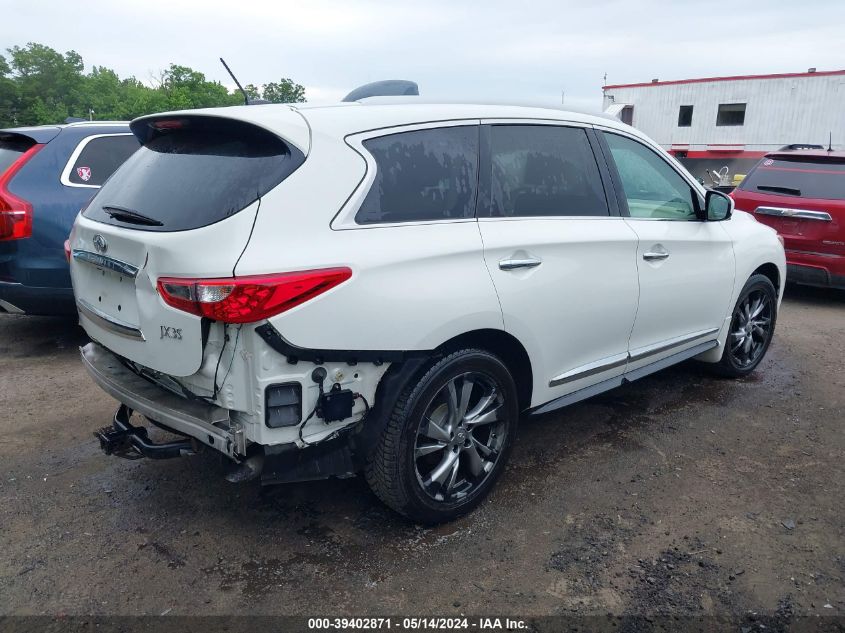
[355,328,532,466]
[750,262,781,295]
[434,329,533,412]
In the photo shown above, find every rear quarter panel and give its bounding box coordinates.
[234,128,504,352]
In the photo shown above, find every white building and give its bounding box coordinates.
[602,69,845,181]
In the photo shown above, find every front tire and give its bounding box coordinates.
[365,348,519,524]
[715,274,778,377]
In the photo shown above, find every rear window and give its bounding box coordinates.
[355,126,478,224]
[84,117,304,232]
[739,157,845,201]
[67,135,140,186]
[0,136,35,175]
[482,124,609,218]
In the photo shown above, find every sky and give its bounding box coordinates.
[3,0,845,111]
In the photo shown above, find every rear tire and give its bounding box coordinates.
[365,348,519,524]
[714,274,777,378]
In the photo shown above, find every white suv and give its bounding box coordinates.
[69,101,785,523]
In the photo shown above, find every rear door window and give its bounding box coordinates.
[481,124,609,217]
[67,134,140,187]
[84,117,305,232]
[355,125,479,224]
[67,135,140,186]
[739,157,845,200]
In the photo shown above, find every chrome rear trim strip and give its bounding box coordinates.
[77,298,145,341]
[72,250,139,278]
[755,206,832,222]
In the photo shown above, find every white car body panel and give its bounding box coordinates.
[478,216,639,406]
[623,218,736,372]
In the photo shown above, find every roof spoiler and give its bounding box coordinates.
[342,80,419,102]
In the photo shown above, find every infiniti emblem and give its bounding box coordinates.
[92,234,108,254]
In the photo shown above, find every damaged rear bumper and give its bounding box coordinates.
[81,342,245,460]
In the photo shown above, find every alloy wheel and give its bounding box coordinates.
[413,372,507,503]
[728,289,773,368]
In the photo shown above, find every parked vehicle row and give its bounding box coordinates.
[0,122,138,315]
[66,101,785,522]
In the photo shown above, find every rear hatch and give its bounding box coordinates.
[69,114,305,376]
[732,154,845,257]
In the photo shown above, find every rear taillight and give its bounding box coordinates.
[64,239,72,262]
[0,144,44,241]
[156,268,353,324]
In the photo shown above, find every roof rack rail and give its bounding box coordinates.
[342,80,419,102]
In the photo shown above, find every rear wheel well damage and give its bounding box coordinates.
[353,329,533,461]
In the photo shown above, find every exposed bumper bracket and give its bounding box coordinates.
[81,342,241,459]
[96,405,196,460]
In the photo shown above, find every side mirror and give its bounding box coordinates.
[704,189,733,221]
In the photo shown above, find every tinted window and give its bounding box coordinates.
[739,157,845,200]
[716,103,746,126]
[356,126,478,224]
[484,125,608,218]
[84,117,304,232]
[68,135,140,186]
[0,136,35,175]
[678,105,693,127]
[603,132,697,220]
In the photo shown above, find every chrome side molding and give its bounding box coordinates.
[549,327,720,387]
[628,327,720,362]
[755,206,832,222]
[549,353,628,387]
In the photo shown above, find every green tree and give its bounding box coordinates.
[243,84,261,102]
[0,54,19,126]
[160,64,241,110]
[7,43,90,124]
[0,43,306,127]
[261,78,306,103]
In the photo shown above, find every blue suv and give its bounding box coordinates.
[0,122,139,315]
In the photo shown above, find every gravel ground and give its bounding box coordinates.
[0,286,843,622]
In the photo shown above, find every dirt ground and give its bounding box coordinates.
[1,286,843,623]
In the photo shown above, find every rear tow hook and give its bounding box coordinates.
[95,405,196,460]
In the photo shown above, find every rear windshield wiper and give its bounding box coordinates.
[756,185,801,196]
[102,205,164,226]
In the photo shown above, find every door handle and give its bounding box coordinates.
[643,251,670,261]
[499,258,542,271]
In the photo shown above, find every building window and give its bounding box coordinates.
[620,105,634,126]
[716,103,746,126]
[677,105,693,127]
